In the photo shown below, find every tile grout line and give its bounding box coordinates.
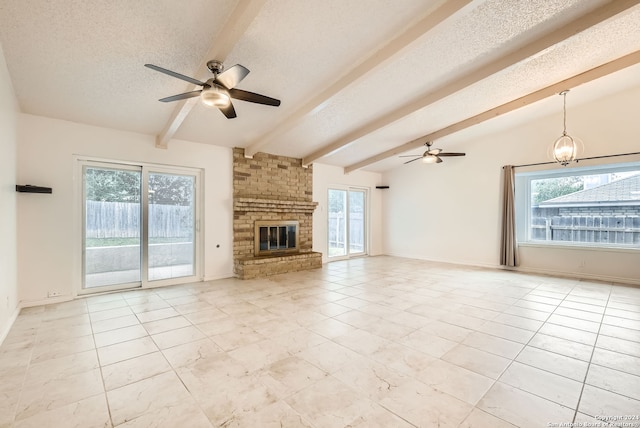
[100,289,216,427]
[8,313,41,426]
[340,277,551,427]
[472,278,584,419]
[6,259,639,426]
[158,292,217,428]
[89,301,116,428]
[360,276,616,407]
[571,284,613,424]
[312,279,444,427]
[429,277,572,425]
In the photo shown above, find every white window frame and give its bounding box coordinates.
[74,156,204,295]
[327,186,369,260]
[515,160,640,251]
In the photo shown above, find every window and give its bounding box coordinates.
[515,161,640,249]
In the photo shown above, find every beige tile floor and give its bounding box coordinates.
[1,256,640,427]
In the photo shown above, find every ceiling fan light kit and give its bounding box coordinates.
[200,83,231,108]
[552,90,579,166]
[422,154,441,163]
[145,60,280,119]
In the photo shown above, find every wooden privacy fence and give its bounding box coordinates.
[86,201,193,238]
[531,215,640,245]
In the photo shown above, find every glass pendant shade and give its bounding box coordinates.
[422,155,438,164]
[553,133,577,166]
[200,84,231,108]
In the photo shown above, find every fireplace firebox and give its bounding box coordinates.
[254,220,299,256]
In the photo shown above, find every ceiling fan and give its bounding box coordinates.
[144,60,281,119]
[400,141,466,164]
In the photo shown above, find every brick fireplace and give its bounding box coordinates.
[233,148,322,279]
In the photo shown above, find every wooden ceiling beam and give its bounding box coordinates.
[242,0,473,158]
[343,50,640,173]
[155,0,266,149]
[308,0,640,166]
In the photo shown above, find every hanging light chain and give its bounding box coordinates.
[560,89,569,135]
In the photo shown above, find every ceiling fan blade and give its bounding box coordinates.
[219,101,237,119]
[158,90,202,103]
[438,152,466,157]
[215,64,250,89]
[229,88,281,106]
[144,64,205,86]
[403,157,422,164]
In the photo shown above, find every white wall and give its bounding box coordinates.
[0,43,19,343]
[17,114,234,305]
[382,86,640,285]
[313,163,383,263]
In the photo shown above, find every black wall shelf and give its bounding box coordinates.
[16,185,52,194]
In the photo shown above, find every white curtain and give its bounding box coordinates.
[500,165,519,267]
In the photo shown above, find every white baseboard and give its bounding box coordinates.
[203,272,234,282]
[17,273,236,313]
[0,305,21,346]
[20,295,74,308]
[510,265,640,286]
[383,252,500,271]
[382,252,640,286]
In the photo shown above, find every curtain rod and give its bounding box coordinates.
[506,151,640,169]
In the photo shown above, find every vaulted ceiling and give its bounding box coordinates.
[1,0,639,172]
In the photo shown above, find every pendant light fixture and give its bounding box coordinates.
[553,90,578,166]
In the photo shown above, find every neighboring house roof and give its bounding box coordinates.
[539,174,640,207]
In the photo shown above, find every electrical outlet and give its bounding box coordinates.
[48,290,62,298]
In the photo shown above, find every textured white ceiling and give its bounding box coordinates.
[0,0,237,134]
[323,5,640,169]
[173,0,440,147]
[0,0,639,172]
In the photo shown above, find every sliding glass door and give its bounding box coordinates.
[148,172,196,281]
[348,190,366,255]
[328,188,367,259]
[83,165,142,289]
[328,189,347,257]
[81,161,200,293]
